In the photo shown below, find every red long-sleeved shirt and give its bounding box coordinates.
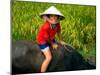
[36,21,61,44]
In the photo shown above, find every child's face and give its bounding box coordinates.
[48,15,59,24]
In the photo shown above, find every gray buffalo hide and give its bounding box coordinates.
[12,40,96,74]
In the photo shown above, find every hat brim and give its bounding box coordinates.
[40,14,65,20]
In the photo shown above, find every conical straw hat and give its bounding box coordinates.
[40,6,65,20]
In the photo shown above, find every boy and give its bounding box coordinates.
[36,6,66,72]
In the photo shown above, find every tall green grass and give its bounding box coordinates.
[12,1,96,60]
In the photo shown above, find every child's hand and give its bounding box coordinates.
[60,41,66,46]
[52,43,58,49]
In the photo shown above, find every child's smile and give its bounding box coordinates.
[48,15,59,24]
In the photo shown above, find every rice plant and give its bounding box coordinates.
[12,1,96,60]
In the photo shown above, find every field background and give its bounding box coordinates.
[12,0,96,63]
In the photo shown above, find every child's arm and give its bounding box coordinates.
[46,39,53,46]
[57,32,66,45]
[57,23,66,45]
[57,32,63,42]
[46,39,58,49]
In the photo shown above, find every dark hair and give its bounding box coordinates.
[46,14,59,17]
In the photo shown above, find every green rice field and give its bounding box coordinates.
[12,0,96,62]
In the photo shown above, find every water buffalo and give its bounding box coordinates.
[12,40,96,74]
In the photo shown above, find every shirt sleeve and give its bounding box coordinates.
[42,24,49,40]
[57,23,61,33]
